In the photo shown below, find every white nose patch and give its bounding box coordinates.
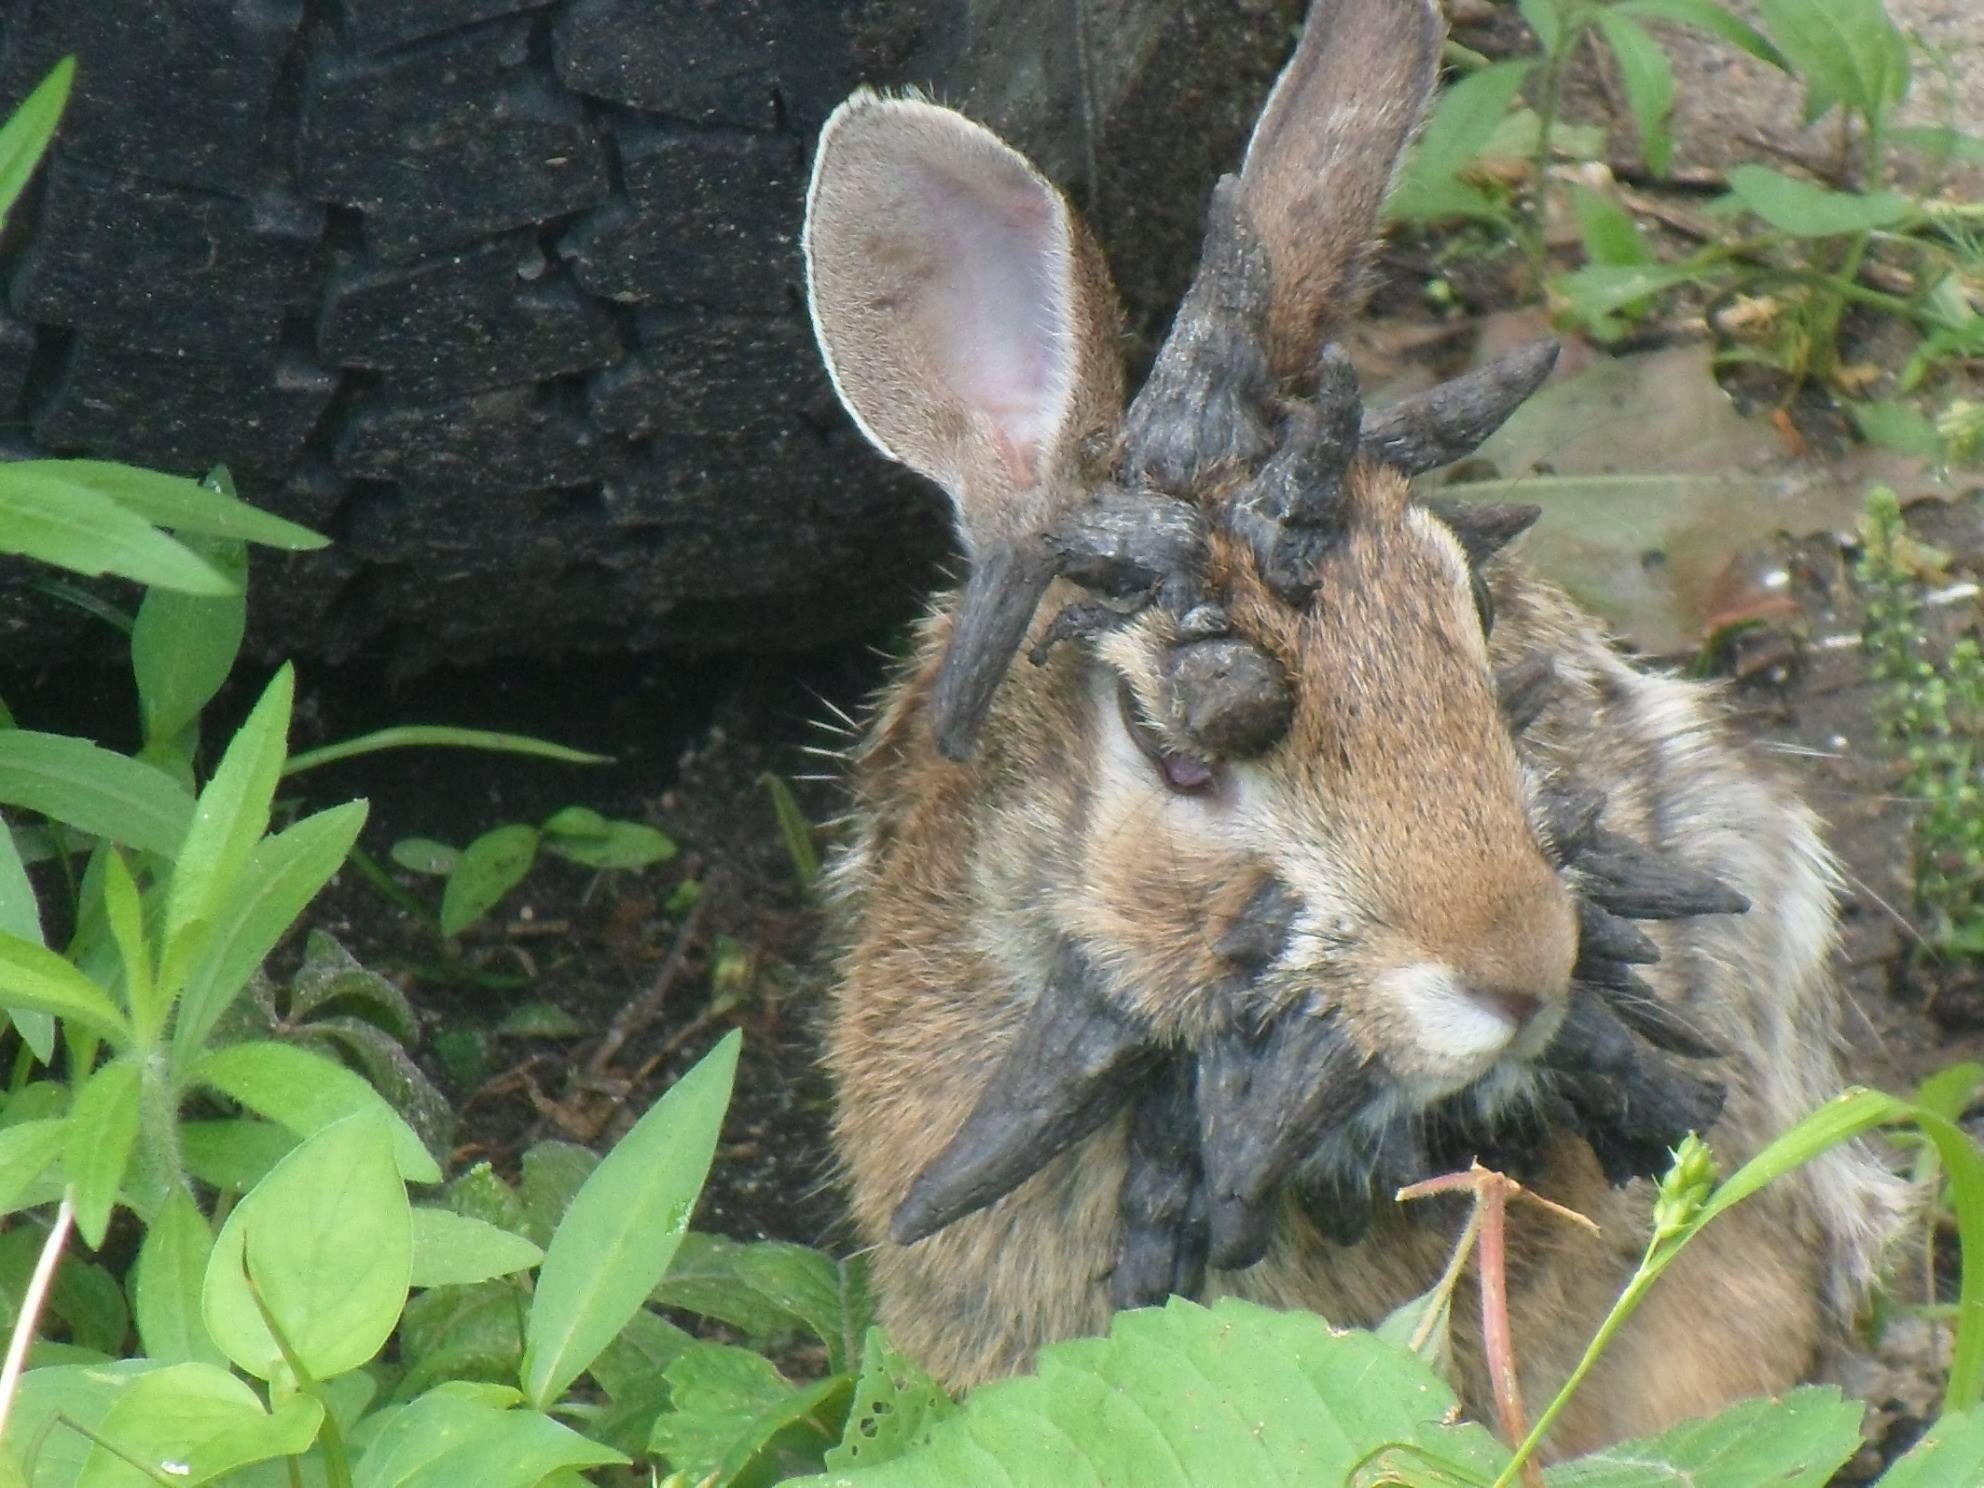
[1376,960,1518,1093]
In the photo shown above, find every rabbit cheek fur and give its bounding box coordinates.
[807,0,1905,1455]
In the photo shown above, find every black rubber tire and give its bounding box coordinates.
[0,0,1299,668]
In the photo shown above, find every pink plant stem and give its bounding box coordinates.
[0,1196,75,1450]
[1477,1175,1542,1488]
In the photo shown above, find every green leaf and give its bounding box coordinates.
[162,665,295,986]
[824,1328,957,1473]
[439,824,540,937]
[0,730,194,857]
[1755,0,1908,126]
[179,1118,299,1195]
[1914,1062,1984,1124]
[519,1142,599,1247]
[286,928,418,1040]
[588,1308,697,1399]
[16,459,327,550]
[390,836,459,876]
[541,818,677,871]
[351,1390,625,1488]
[1723,164,1911,236]
[133,1187,226,1365]
[1389,61,1534,224]
[1849,400,1947,460]
[1516,0,1563,54]
[284,725,608,776]
[191,1039,441,1184]
[521,1029,740,1409]
[1875,1401,1984,1486]
[99,849,160,1043]
[65,1054,142,1248]
[132,536,248,746]
[761,775,817,886]
[1891,125,1984,165]
[3,1360,155,1486]
[1591,12,1675,176]
[1553,261,1705,322]
[171,800,369,1065]
[785,1298,1507,1488]
[0,57,73,233]
[203,1112,412,1385]
[396,1281,529,1400]
[0,817,50,1061]
[75,1361,324,1487]
[653,1234,873,1373]
[1541,1386,1864,1485]
[0,463,237,593]
[648,1341,852,1487]
[1615,0,1789,72]
[409,1208,544,1288]
[0,1118,67,1217]
[0,930,129,1042]
[1571,186,1654,268]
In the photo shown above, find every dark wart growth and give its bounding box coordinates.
[806,0,1901,1446]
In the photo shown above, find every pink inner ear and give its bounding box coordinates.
[907,162,1072,490]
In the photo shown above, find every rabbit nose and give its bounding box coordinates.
[1463,982,1543,1029]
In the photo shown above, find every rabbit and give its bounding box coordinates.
[801,0,1906,1456]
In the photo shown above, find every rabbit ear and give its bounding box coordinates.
[1239,0,1443,378]
[804,91,1122,557]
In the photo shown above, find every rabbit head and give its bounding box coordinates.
[807,0,1734,1282]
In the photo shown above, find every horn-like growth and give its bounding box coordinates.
[1575,830,1753,921]
[1113,1058,1208,1308]
[1420,498,1543,568]
[1360,340,1561,475]
[1541,992,1728,1184]
[890,943,1158,1244]
[1167,638,1296,759]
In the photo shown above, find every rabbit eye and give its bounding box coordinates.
[1115,680,1217,794]
[1470,568,1496,637]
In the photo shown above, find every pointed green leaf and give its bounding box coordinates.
[13,459,326,549]
[1615,0,1789,72]
[162,665,293,982]
[352,1390,625,1488]
[0,1118,67,1217]
[1591,12,1674,176]
[180,1118,300,1195]
[0,930,128,1042]
[1755,0,1908,124]
[1540,1386,1863,1485]
[1390,61,1534,224]
[1875,1402,1984,1486]
[0,731,194,856]
[439,824,539,938]
[133,1187,226,1365]
[98,849,161,1042]
[284,725,607,776]
[648,1341,851,1484]
[75,1360,324,1487]
[0,57,73,233]
[409,1208,543,1288]
[132,536,248,746]
[191,1039,441,1184]
[521,1030,739,1409]
[389,837,459,876]
[65,1054,142,1247]
[824,1328,957,1473]
[1724,164,1910,236]
[0,814,51,1061]
[0,464,235,593]
[204,1113,411,1384]
[171,799,369,1065]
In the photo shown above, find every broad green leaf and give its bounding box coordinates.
[65,1055,142,1247]
[1551,262,1704,322]
[284,725,608,776]
[1850,400,1946,460]
[0,57,73,233]
[133,1187,226,1365]
[1571,186,1654,269]
[1723,164,1910,236]
[13,459,326,550]
[396,1281,529,1400]
[439,823,539,937]
[45,1243,129,1352]
[1615,0,1789,72]
[0,465,234,593]
[191,1039,441,1183]
[1891,125,1984,165]
[162,665,294,985]
[131,536,247,746]
[521,1029,739,1409]
[1591,12,1674,176]
[823,1329,957,1473]
[588,1308,697,1398]
[1516,0,1562,55]
[171,800,369,1065]
[76,1361,324,1487]
[5,1361,161,1487]
[1542,1386,1864,1485]
[0,731,194,856]
[409,1207,544,1288]
[0,1118,66,1217]
[0,930,129,1042]
[785,1298,1507,1488]
[352,1390,625,1488]
[1755,0,1908,125]
[519,1141,600,1246]
[204,1112,411,1384]
[390,836,459,876]
[648,1341,852,1486]
[1875,1402,1984,1486]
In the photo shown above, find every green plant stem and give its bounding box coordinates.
[1522,7,1584,291]
[344,843,437,923]
[283,726,608,776]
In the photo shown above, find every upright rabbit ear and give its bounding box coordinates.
[804,91,1123,556]
[805,92,1123,759]
[1239,0,1443,379]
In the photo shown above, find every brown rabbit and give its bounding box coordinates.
[803,0,1904,1455]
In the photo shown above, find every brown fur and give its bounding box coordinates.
[806,0,1904,1456]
